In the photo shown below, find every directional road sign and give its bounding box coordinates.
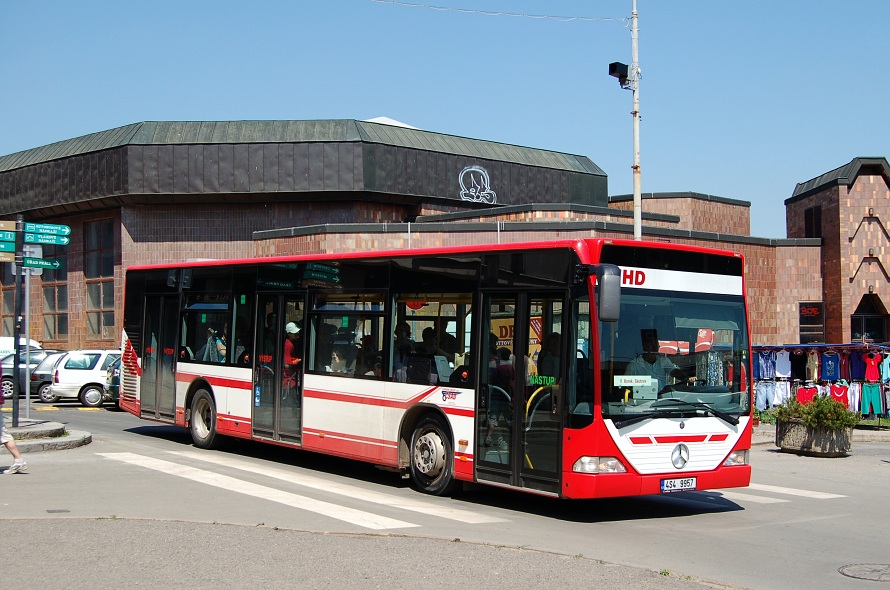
[0,252,13,263]
[25,233,70,246]
[24,222,71,236]
[0,221,15,232]
[0,231,15,242]
[23,257,60,270]
[0,242,14,253]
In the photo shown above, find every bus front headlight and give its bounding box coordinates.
[723,449,749,466]
[572,456,627,474]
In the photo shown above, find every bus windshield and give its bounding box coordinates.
[600,289,750,422]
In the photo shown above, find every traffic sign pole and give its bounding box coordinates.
[11,215,23,426]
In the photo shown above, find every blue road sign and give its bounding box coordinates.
[0,231,15,242]
[25,233,70,246]
[0,242,14,253]
[24,222,71,236]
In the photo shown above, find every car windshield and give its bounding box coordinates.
[600,289,751,422]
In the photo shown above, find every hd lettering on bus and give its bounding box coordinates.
[622,269,646,286]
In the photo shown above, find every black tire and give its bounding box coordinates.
[409,414,457,496]
[80,385,105,407]
[190,389,222,449]
[39,383,59,403]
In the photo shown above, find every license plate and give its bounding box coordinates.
[660,477,697,493]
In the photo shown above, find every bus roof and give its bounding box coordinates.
[125,238,743,272]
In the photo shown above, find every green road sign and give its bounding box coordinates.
[0,242,14,253]
[23,257,60,270]
[25,233,70,246]
[304,270,341,283]
[24,222,71,236]
[0,231,15,242]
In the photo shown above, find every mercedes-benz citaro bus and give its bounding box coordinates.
[120,238,752,498]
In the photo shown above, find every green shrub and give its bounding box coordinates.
[754,407,777,424]
[772,395,860,430]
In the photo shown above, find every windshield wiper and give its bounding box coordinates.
[611,400,740,429]
[612,413,656,429]
[653,399,739,426]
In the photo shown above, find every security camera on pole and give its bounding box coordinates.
[609,0,642,240]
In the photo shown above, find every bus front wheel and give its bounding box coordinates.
[190,389,222,449]
[409,414,457,496]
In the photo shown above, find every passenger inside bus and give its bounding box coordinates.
[537,332,561,378]
[283,322,302,389]
[624,329,690,391]
[393,322,415,380]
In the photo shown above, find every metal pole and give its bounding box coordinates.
[631,0,642,240]
[11,214,24,426]
[24,270,31,420]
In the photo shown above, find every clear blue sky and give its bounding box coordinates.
[2,1,887,238]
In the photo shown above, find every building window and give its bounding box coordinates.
[804,206,822,238]
[798,301,824,344]
[85,219,115,339]
[42,245,69,340]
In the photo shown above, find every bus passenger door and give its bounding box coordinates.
[140,295,179,421]
[476,293,564,495]
[253,293,305,443]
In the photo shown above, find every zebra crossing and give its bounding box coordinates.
[97,451,847,529]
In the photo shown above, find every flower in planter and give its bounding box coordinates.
[772,395,860,430]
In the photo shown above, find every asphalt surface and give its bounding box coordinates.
[3,413,889,590]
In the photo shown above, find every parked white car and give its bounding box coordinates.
[45,349,121,407]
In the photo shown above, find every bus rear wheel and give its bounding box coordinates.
[190,389,222,449]
[409,414,457,496]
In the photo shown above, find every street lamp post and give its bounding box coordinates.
[609,0,642,240]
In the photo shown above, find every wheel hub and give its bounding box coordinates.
[413,432,445,477]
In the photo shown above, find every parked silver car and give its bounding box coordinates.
[1,349,62,399]
[45,349,121,407]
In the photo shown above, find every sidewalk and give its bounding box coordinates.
[752,421,890,445]
[1,414,92,452]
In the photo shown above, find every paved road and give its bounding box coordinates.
[3,404,890,589]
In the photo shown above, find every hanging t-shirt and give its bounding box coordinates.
[850,352,866,380]
[821,351,841,381]
[775,350,792,378]
[839,351,851,381]
[881,355,890,383]
[806,350,820,382]
[863,352,882,383]
[829,383,849,408]
[790,350,807,380]
[796,385,818,404]
[757,350,776,380]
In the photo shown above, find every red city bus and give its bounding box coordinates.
[120,238,752,498]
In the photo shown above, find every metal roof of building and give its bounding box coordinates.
[0,119,605,176]
[788,156,890,203]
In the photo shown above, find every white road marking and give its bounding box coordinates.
[171,450,506,524]
[748,482,846,499]
[98,452,418,530]
[715,490,789,504]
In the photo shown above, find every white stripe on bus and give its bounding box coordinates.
[98,452,418,530]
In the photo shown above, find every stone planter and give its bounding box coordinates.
[775,420,852,457]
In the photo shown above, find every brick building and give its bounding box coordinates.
[0,119,886,349]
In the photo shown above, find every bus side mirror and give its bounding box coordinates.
[594,264,621,322]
